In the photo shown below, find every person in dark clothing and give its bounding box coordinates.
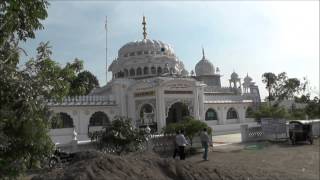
[173,131,180,159]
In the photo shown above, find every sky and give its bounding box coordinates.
[21,1,319,99]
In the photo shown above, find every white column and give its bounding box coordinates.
[127,93,135,126]
[119,83,127,117]
[80,108,91,140]
[219,106,227,125]
[239,106,246,123]
[156,88,164,132]
[193,87,200,120]
[199,88,205,121]
[159,90,166,131]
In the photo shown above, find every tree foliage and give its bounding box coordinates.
[0,0,53,178]
[90,116,147,155]
[25,42,84,100]
[1,0,49,67]
[0,0,97,178]
[262,72,307,104]
[69,70,99,96]
[260,72,319,120]
[253,104,289,122]
[0,66,55,176]
[0,0,49,43]
[305,97,320,119]
[162,116,212,146]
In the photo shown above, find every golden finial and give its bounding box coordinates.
[142,16,147,39]
[202,47,206,59]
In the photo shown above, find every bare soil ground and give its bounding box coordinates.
[30,138,319,180]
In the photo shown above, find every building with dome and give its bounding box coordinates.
[48,17,261,144]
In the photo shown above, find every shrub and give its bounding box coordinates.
[90,116,147,155]
[162,116,212,146]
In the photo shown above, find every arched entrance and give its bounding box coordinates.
[138,104,157,133]
[139,104,155,124]
[166,102,190,125]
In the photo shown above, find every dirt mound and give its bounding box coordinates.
[32,151,230,180]
[70,150,104,163]
[32,149,313,180]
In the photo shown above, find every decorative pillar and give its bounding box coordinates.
[220,106,227,125]
[193,87,200,120]
[127,92,135,126]
[199,88,205,121]
[156,87,165,132]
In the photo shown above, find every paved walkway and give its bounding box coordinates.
[212,133,242,147]
[210,133,244,152]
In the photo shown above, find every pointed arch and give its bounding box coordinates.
[227,107,238,119]
[130,68,135,76]
[89,111,110,126]
[143,67,149,75]
[151,66,156,74]
[136,67,142,76]
[157,67,162,74]
[205,108,218,121]
[51,112,74,129]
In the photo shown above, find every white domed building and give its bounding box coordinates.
[48,17,261,144]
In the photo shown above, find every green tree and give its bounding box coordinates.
[262,72,307,105]
[69,70,99,96]
[305,97,320,119]
[294,93,311,103]
[25,42,84,100]
[0,1,99,177]
[0,58,55,177]
[0,0,52,178]
[262,72,277,103]
[162,116,212,146]
[0,0,49,66]
[253,104,290,122]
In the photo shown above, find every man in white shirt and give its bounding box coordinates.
[175,130,188,160]
[200,128,212,161]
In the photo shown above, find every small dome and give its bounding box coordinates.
[195,48,215,76]
[244,74,252,83]
[231,72,239,79]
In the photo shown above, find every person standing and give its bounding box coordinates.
[173,131,179,159]
[200,128,212,161]
[175,130,188,160]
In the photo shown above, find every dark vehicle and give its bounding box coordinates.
[49,149,76,168]
[289,120,313,145]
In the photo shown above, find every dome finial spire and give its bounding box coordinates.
[202,46,206,59]
[142,16,147,39]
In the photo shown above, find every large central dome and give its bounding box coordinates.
[118,39,175,58]
[108,16,187,79]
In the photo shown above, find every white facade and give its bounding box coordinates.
[48,17,261,144]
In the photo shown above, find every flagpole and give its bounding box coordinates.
[105,16,108,84]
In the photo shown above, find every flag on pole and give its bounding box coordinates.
[105,16,108,83]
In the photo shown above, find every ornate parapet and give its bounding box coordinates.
[204,95,253,104]
[47,96,117,106]
[204,86,233,93]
